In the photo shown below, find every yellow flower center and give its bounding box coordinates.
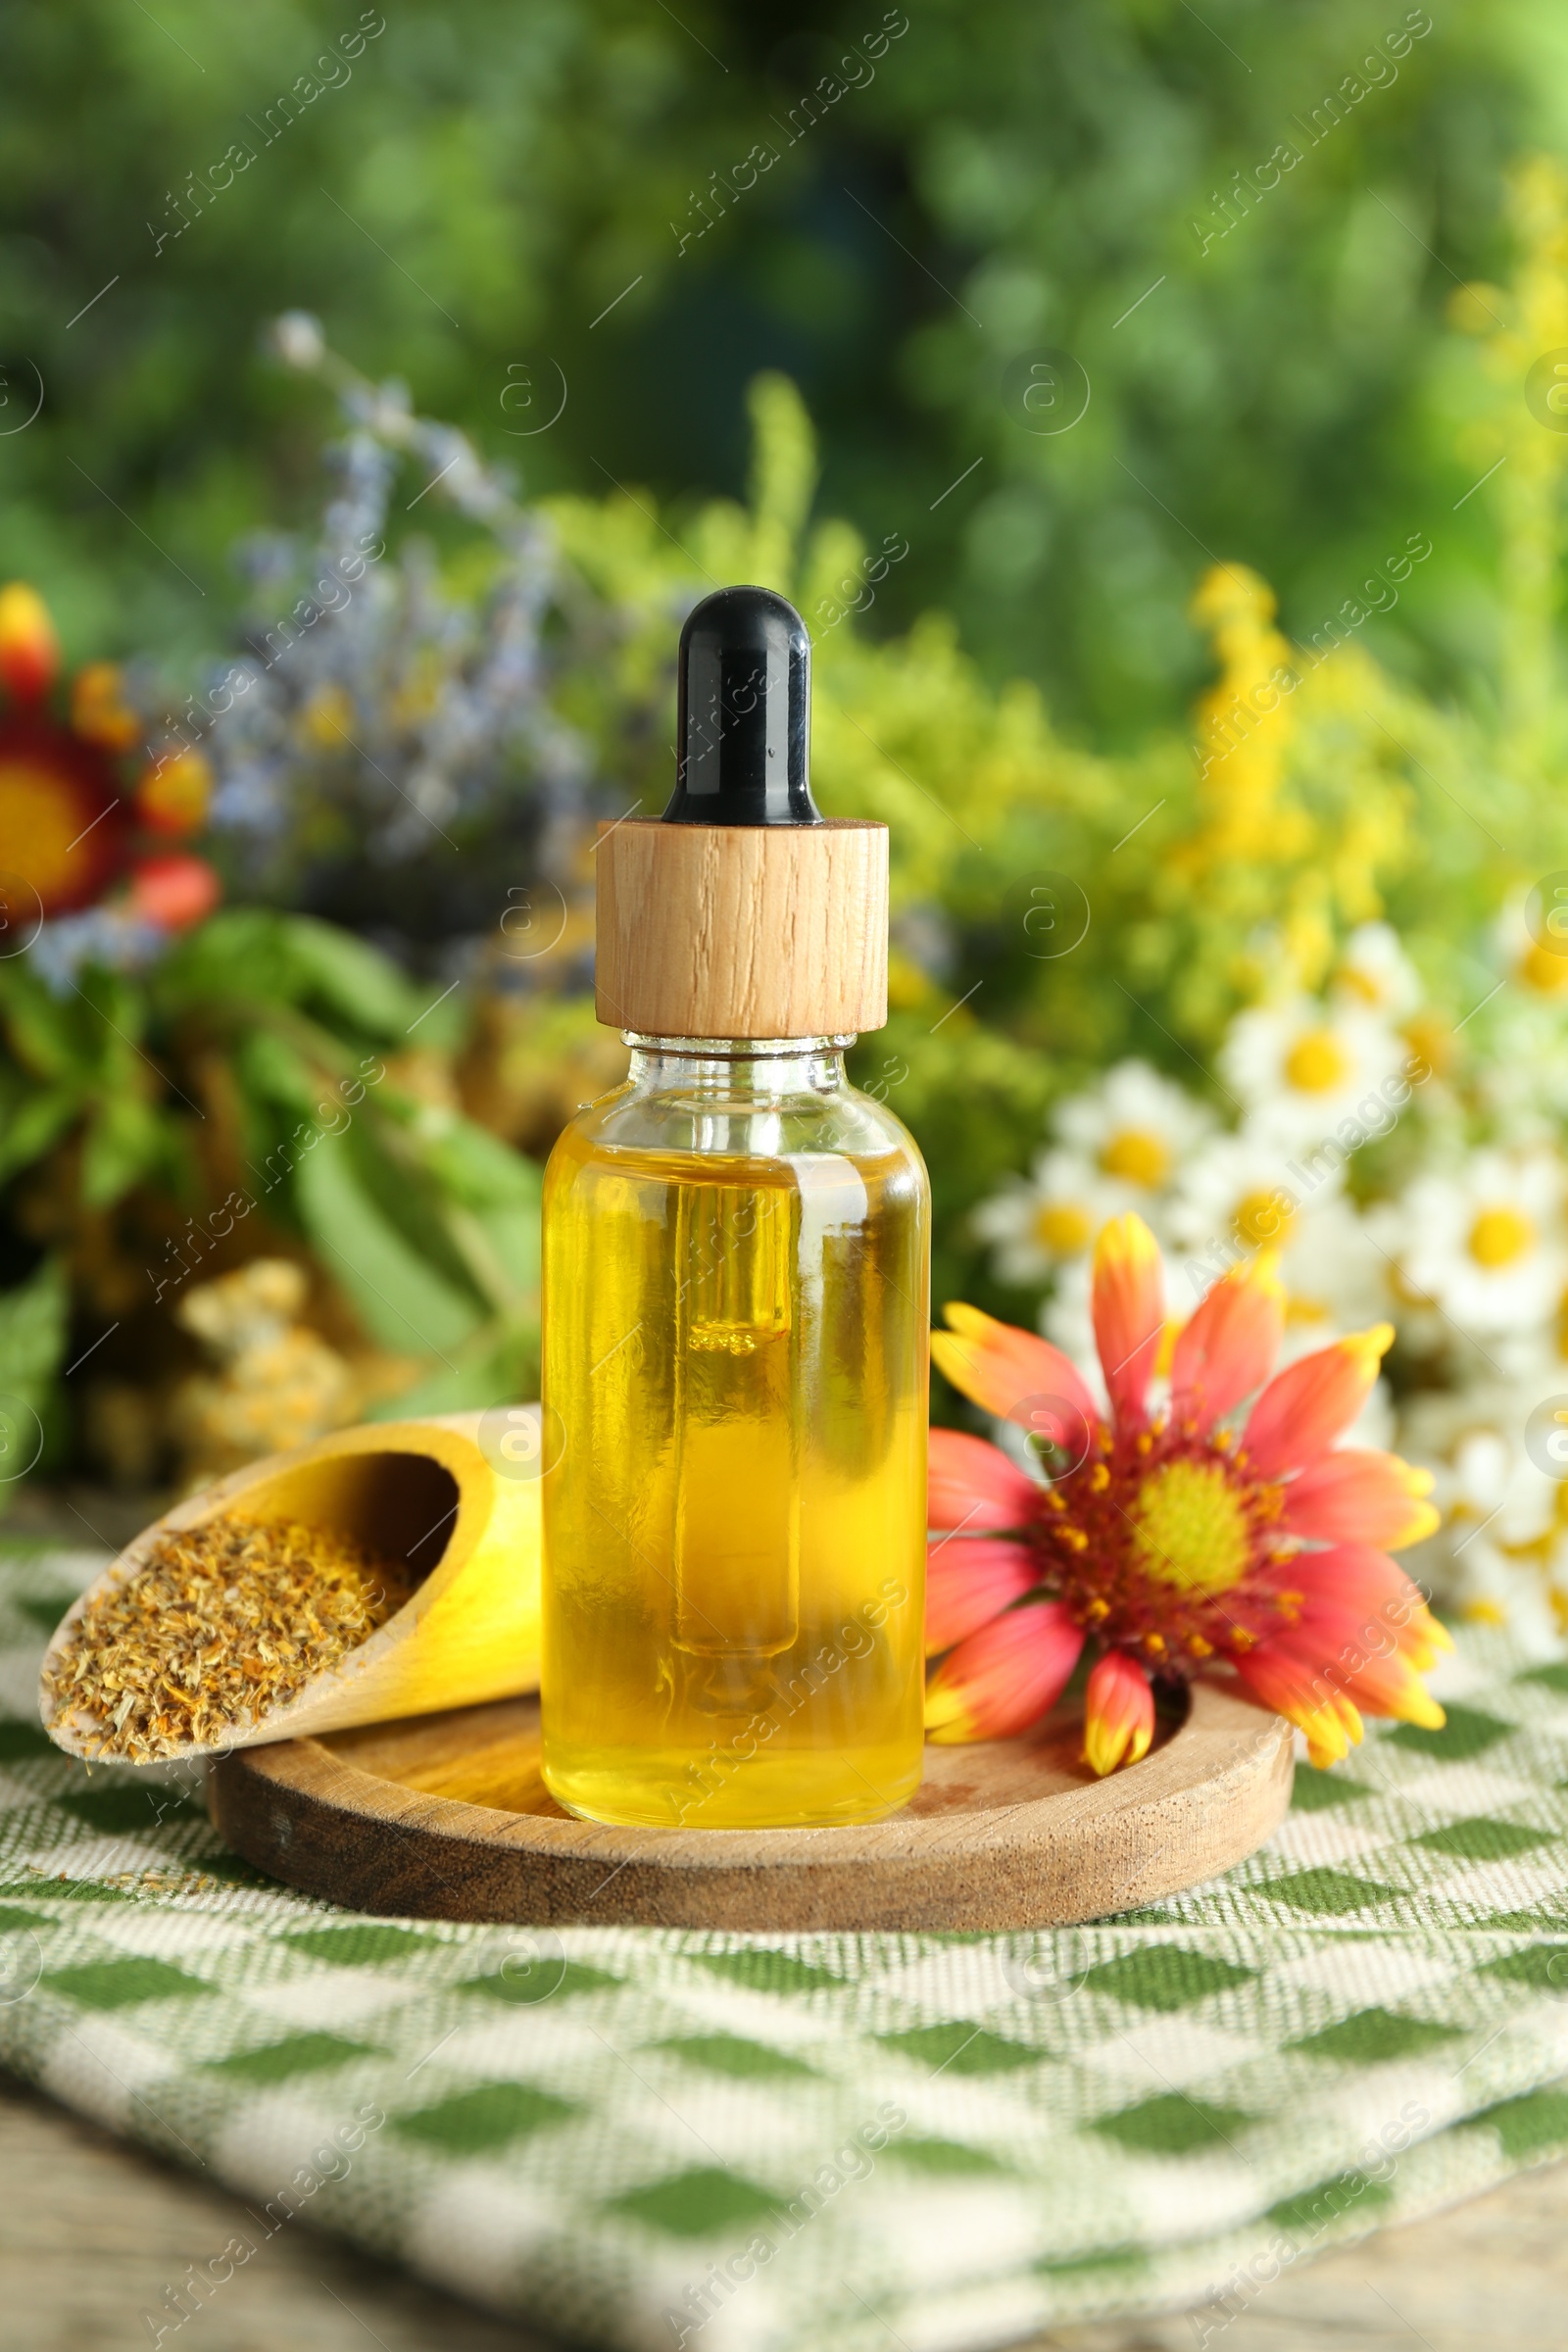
[1234,1189,1295,1249]
[0,758,91,903]
[1467,1205,1534,1269]
[1129,1458,1252,1593]
[1520,941,1568,996]
[1099,1127,1171,1187]
[1033,1201,1093,1254]
[1283,1028,1351,1094]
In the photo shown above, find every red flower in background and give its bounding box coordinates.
[0,712,127,914]
[0,582,61,703]
[927,1213,1448,1772]
[0,586,126,913]
[127,853,221,931]
[0,581,220,938]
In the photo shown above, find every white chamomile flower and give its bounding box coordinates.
[1050,1059,1215,1195]
[1166,1137,1391,1355]
[1373,1148,1566,1340]
[1332,921,1423,1021]
[1219,997,1404,1150]
[1396,1379,1568,1638]
[1337,1363,1396,1451]
[1275,1194,1393,1345]
[1441,1531,1566,1643]
[1040,1251,1098,1381]
[1165,1130,1332,1286]
[970,1150,1128,1288]
[1399,1383,1557,1548]
[1472,897,1568,1130]
[977,1063,1210,1296]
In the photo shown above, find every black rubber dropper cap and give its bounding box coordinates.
[662,585,822,825]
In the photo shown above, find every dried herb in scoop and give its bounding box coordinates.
[41,1514,413,1764]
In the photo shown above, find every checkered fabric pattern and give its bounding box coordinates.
[4,1542,1568,2352]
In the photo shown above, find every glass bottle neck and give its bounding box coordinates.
[622,1033,853,1097]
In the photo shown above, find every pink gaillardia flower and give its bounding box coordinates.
[926,1213,1447,1771]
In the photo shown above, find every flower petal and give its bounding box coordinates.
[1242,1539,1449,1746]
[928,1427,1041,1533]
[1281,1449,1440,1550]
[1169,1251,1285,1434]
[1241,1323,1395,1478]
[925,1536,1040,1655]
[0,581,61,702]
[932,1304,1099,1442]
[924,1600,1084,1742]
[1333,1645,1446,1729]
[1232,1648,1365,1767]
[128,853,222,932]
[1286,1599,1451,1682]
[1260,1543,1451,1649]
[1082,1648,1155,1776]
[1255,1545,1453,1686]
[1091,1214,1165,1428]
[1260,1617,1446,1734]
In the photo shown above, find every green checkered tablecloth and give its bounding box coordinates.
[4,1544,1568,2352]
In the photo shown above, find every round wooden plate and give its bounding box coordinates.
[208,1682,1293,1932]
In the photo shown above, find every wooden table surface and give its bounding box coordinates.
[4,2067,1563,2352]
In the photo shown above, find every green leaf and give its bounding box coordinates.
[160,909,416,1037]
[0,1260,68,1516]
[160,908,291,1005]
[0,1087,81,1185]
[0,1259,69,1399]
[79,1095,171,1209]
[368,1317,539,1419]
[376,1106,542,1307]
[233,1028,322,1117]
[292,1128,486,1357]
[0,968,103,1084]
[466,1199,541,1295]
[275,916,424,1038]
[337,1108,498,1298]
[73,964,145,1050]
[162,917,425,1088]
[405,1107,543,1210]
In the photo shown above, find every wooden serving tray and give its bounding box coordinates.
[208,1682,1293,1932]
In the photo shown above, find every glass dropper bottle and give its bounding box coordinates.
[539,585,929,1829]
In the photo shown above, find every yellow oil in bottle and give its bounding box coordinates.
[540,1098,928,1829]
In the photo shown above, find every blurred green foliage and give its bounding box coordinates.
[0,908,540,1477]
[0,1260,68,1513]
[7,20,1568,1479]
[2,0,1560,734]
[12,146,1568,1454]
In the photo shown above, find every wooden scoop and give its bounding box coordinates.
[39,1410,542,1762]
